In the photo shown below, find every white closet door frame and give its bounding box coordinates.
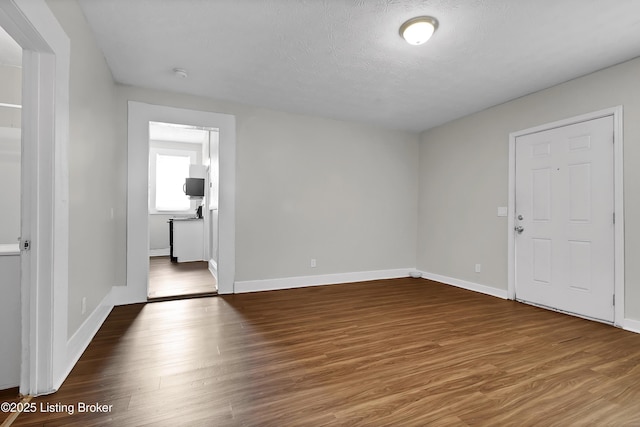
[0,0,71,395]
[508,106,624,327]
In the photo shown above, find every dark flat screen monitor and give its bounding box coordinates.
[184,178,205,197]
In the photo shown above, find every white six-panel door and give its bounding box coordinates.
[515,116,614,322]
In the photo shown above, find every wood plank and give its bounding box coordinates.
[0,387,21,426]
[147,256,216,299]
[10,279,640,426]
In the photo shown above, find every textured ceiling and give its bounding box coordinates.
[79,0,640,133]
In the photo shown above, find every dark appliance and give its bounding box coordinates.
[184,178,205,197]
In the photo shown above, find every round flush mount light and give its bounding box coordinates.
[173,68,188,78]
[399,16,438,45]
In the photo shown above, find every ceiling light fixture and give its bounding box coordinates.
[399,16,438,46]
[173,68,188,78]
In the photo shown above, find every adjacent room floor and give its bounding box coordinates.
[7,278,640,425]
[147,256,217,300]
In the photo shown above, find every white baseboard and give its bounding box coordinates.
[623,318,640,334]
[208,258,218,282]
[111,283,148,306]
[419,271,508,299]
[149,248,170,257]
[58,290,114,390]
[235,268,413,294]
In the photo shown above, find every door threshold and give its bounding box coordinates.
[516,298,614,326]
[147,291,218,303]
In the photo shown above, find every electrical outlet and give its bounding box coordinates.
[81,297,87,315]
[475,264,481,273]
[310,258,317,268]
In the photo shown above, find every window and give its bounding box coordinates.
[149,147,197,214]
[155,153,190,211]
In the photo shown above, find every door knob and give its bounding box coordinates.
[515,226,524,234]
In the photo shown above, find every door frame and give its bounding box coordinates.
[120,101,236,304]
[0,0,71,395]
[507,106,624,326]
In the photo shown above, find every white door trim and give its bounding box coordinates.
[122,102,236,304]
[508,106,624,327]
[0,0,71,395]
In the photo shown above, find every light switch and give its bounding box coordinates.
[497,207,508,217]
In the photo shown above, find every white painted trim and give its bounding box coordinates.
[149,248,170,257]
[0,0,71,396]
[623,318,640,334]
[507,129,517,301]
[0,102,21,109]
[509,107,622,138]
[0,244,20,255]
[216,113,235,295]
[508,106,624,326]
[208,258,218,283]
[127,102,236,304]
[419,271,508,299]
[612,108,625,326]
[59,291,114,391]
[111,284,147,306]
[235,268,413,294]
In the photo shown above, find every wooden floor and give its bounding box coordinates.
[7,278,640,426]
[0,388,21,426]
[147,256,216,299]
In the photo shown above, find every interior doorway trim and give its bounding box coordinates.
[121,101,236,304]
[0,0,71,395]
[507,106,624,327]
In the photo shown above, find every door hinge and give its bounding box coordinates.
[613,294,616,306]
[20,239,31,251]
[613,212,615,224]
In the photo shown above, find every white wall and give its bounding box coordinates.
[0,252,20,389]
[0,64,21,244]
[149,214,172,253]
[0,127,20,244]
[418,56,640,321]
[0,106,20,129]
[0,64,21,128]
[117,85,419,284]
[46,0,121,337]
[235,109,419,281]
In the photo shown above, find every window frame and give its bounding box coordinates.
[148,145,198,215]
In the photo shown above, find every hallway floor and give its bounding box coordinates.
[147,256,216,299]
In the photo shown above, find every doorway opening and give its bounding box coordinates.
[508,107,625,326]
[125,101,235,306]
[147,121,219,300]
[0,1,71,396]
[0,23,22,394]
